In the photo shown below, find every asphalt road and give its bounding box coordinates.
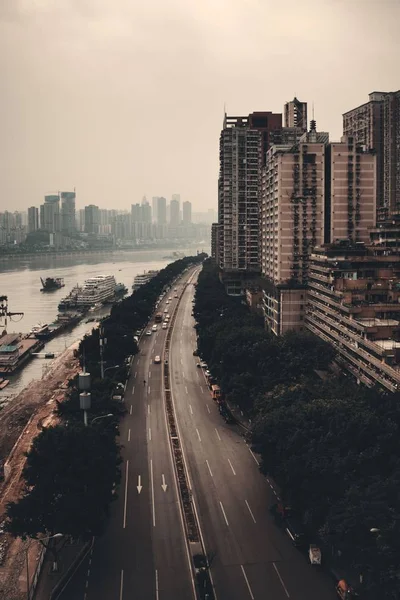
[59,267,338,600]
[169,277,338,600]
[59,276,195,600]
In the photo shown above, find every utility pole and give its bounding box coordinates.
[99,327,107,379]
[0,296,24,333]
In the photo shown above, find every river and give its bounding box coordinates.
[0,247,204,403]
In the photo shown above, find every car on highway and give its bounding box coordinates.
[205,370,211,378]
[146,330,152,336]
[200,361,207,368]
[152,324,158,332]
[166,300,170,305]
[163,309,168,313]
[193,350,198,356]
[174,294,178,298]
[162,324,167,330]
[174,288,177,291]
[154,355,161,364]
[168,297,172,301]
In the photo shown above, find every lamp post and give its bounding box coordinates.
[102,365,120,378]
[26,533,63,599]
[90,413,113,426]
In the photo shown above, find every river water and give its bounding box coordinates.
[0,248,200,402]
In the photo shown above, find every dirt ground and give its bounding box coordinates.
[0,344,80,600]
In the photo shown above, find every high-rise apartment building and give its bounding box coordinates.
[182,201,192,224]
[84,204,100,234]
[41,194,60,232]
[284,97,308,130]
[141,197,152,224]
[261,124,376,335]
[27,207,39,233]
[60,191,76,234]
[211,223,219,262]
[343,90,400,220]
[156,197,167,225]
[170,199,180,227]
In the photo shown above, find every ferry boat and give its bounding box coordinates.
[75,275,116,308]
[132,270,159,291]
[40,276,65,292]
[30,323,49,337]
[58,285,82,311]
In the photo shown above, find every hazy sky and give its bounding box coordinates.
[0,0,399,212]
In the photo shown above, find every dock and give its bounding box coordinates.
[0,333,44,376]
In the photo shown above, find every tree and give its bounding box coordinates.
[5,424,122,541]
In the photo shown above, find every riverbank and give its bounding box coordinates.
[0,244,203,261]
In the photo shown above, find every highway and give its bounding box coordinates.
[59,267,338,600]
[59,273,195,600]
[169,276,338,600]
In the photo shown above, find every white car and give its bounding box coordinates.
[162,323,167,329]
[152,324,158,332]
[154,355,161,364]
[168,297,172,301]
[146,330,152,336]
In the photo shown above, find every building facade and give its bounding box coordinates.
[343,90,400,220]
[60,191,76,234]
[305,243,400,392]
[27,206,39,233]
[41,194,60,232]
[170,199,180,227]
[182,201,192,224]
[84,204,100,234]
[284,97,308,130]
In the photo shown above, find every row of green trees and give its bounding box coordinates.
[5,254,206,549]
[194,259,400,598]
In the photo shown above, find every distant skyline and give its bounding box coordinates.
[0,0,399,212]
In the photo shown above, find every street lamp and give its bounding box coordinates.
[26,533,63,598]
[90,413,113,425]
[102,364,121,379]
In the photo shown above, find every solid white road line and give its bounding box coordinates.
[245,500,257,523]
[119,569,124,600]
[128,429,131,442]
[189,404,193,415]
[150,459,156,527]
[149,371,151,379]
[206,405,210,413]
[149,427,152,441]
[206,460,213,477]
[273,562,290,597]
[196,428,202,442]
[155,569,159,600]
[248,446,260,466]
[123,461,129,529]
[129,404,132,415]
[228,459,236,475]
[215,428,221,441]
[240,565,254,600]
[219,501,229,526]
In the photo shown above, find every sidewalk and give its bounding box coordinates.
[33,539,89,600]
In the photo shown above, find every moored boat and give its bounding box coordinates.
[40,277,65,292]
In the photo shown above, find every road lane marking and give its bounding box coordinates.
[131,384,135,394]
[149,371,151,379]
[155,569,159,600]
[149,427,152,441]
[248,446,260,466]
[137,475,142,494]
[240,565,254,599]
[148,386,150,394]
[245,500,257,523]
[123,461,129,529]
[185,386,188,394]
[200,386,204,394]
[128,429,131,442]
[161,474,168,492]
[119,569,124,600]
[273,563,290,597]
[196,428,202,442]
[137,358,140,365]
[206,460,213,477]
[134,371,137,378]
[215,428,221,441]
[206,405,210,413]
[228,459,236,475]
[181,358,183,365]
[182,371,185,378]
[148,404,151,415]
[150,459,156,527]
[129,404,132,415]
[189,404,193,415]
[219,501,229,526]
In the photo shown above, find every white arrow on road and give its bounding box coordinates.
[137,475,143,494]
[161,474,168,492]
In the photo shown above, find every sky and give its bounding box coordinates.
[0,0,399,213]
